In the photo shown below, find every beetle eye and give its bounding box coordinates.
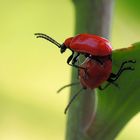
[60,44,67,53]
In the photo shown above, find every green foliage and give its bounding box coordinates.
[117,0,140,22]
[87,43,140,139]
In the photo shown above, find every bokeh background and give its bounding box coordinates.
[0,0,140,140]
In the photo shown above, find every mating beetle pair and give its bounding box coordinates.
[35,33,136,114]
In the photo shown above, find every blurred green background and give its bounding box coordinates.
[0,0,140,140]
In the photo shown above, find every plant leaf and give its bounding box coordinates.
[87,42,140,140]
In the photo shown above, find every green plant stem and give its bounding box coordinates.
[66,0,114,140]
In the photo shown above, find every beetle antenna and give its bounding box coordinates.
[57,82,80,93]
[35,33,61,48]
[64,88,83,114]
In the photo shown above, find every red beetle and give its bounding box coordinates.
[34,33,112,68]
[63,58,135,114]
[79,58,136,90]
[35,33,136,114]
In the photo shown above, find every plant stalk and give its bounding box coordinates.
[66,0,114,140]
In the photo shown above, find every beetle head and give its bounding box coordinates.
[60,44,67,53]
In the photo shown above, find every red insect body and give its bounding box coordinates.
[35,33,135,114]
[79,58,112,89]
[35,33,113,89]
[64,34,112,56]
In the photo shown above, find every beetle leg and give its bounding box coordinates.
[88,55,104,65]
[98,83,110,90]
[108,60,136,82]
[98,60,136,90]
[67,51,85,69]
[72,53,80,65]
[67,50,74,65]
[98,82,119,90]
